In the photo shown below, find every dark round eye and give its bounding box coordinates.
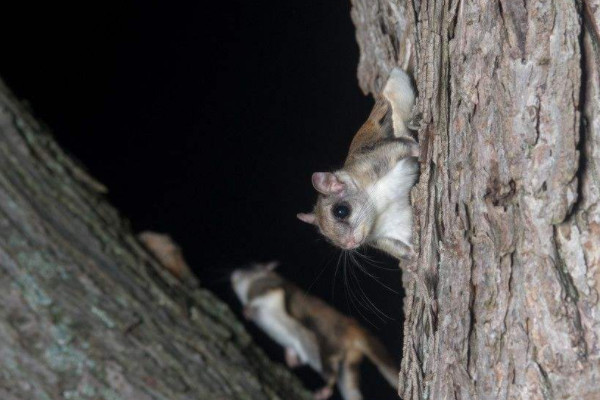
[332,203,351,220]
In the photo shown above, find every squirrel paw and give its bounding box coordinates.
[285,347,301,368]
[314,386,334,400]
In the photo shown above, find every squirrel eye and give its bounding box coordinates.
[332,203,351,220]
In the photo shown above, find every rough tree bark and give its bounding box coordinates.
[0,80,312,399]
[351,0,600,399]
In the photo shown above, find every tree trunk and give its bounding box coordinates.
[0,80,311,399]
[351,0,600,399]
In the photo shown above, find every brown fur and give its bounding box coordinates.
[139,231,194,281]
[346,95,395,161]
[344,95,416,186]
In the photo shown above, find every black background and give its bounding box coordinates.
[2,2,404,398]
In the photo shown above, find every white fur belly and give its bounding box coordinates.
[369,157,415,244]
[374,203,412,244]
[249,292,321,371]
[253,307,300,350]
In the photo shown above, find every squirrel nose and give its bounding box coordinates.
[343,239,358,249]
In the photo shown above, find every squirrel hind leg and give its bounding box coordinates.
[337,350,363,400]
[382,68,415,138]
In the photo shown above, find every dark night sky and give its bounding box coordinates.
[3,1,403,398]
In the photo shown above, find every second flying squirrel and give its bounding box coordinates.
[297,68,418,261]
[231,262,398,400]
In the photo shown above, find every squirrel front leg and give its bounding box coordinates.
[314,354,343,400]
[314,379,336,400]
[372,237,414,262]
[337,350,363,400]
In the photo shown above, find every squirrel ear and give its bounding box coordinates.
[311,172,344,195]
[297,213,316,225]
[264,260,279,271]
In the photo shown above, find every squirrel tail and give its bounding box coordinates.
[355,329,399,388]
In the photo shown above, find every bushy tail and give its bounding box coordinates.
[355,330,399,388]
[382,68,415,138]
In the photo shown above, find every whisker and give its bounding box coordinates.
[351,252,393,319]
[332,249,345,301]
[352,248,379,260]
[343,259,377,328]
[346,252,386,323]
[350,251,400,294]
[306,255,332,294]
[348,251,378,279]
[347,263,385,325]
[351,249,388,267]
[347,253,392,322]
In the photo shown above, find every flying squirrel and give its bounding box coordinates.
[231,262,398,400]
[297,68,418,261]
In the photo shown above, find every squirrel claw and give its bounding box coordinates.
[314,386,333,400]
[243,306,256,320]
[285,348,301,368]
[407,113,424,131]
